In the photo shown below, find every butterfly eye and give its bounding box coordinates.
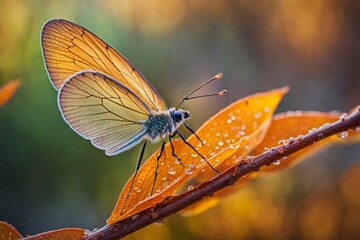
[183,111,190,119]
[173,111,183,122]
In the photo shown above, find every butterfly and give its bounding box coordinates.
[41,19,225,184]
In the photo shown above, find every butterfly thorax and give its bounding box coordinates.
[144,108,190,141]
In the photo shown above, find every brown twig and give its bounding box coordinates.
[82,106,360,240]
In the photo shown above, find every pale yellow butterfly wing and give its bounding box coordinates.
[42,19,165,111]
[59,70,151,156]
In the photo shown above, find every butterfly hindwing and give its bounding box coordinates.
[58,70,151,155]
[41,19,165,111]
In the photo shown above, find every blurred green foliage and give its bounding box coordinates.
[1,0,360,239]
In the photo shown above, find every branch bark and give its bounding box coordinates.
[83,106,360,240]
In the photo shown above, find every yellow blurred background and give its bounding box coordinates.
[0,0,360,239]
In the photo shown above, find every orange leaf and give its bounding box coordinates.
[0,221,22,239]
[181,111,360,216]
[0,80,21,108]
[252,111,360,172]
[24,228,85,240]
[108,87,288,223]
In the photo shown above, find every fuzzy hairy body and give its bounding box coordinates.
[143,108,189,142]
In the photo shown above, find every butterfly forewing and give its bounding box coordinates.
[59,71,151,155]
[41,19,165,111]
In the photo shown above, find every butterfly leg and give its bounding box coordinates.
[121,140,147,215]
[177,130,221,175]
[151,141,166,195]
[184,122,203,146]
[169,133,186,167]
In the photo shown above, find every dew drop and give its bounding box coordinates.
[273,160,281,165]
[185,164,197,174]
[201,169,206,173]
[263,147,270,152]
[137,179,143,184]
[136,189,142,193]
[241,125,247,131]
[296,135,304,141]
[288,137,296,144]
[238,130,246,136]
[215,159,220,163]
[215,146,220,150]
[223,133,229,138]
[167,168,176,175]
[231,115,236,121]
[264,106,270,112]
[200,158,205,163]
[254,112,262,119]
[355,126,360,132]
[155,219,164,225]
[174,159,181,165]
[282,156,288,160]
[191,153,198,158]
[227,119,232,124]
[218,140,224,146]
[84,230,92,235]
[339,113,348,121]
[187,185,194,191]
[337,131,349,139]
[202,140,207,144]
[317,133,324,139]
[277,139,288,145]
[162,176,167,181]
[215,132,221,137]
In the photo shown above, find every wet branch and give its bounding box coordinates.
[83,106,360,240]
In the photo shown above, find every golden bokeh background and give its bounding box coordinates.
[0,0,360,239]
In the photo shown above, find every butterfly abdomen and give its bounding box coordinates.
[145,112,174,141]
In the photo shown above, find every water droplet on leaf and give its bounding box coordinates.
[185,164,197,174]
[167,168,176,175]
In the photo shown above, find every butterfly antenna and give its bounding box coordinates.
[176,73,225,109]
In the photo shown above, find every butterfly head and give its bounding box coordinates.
[170,108,190,123]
